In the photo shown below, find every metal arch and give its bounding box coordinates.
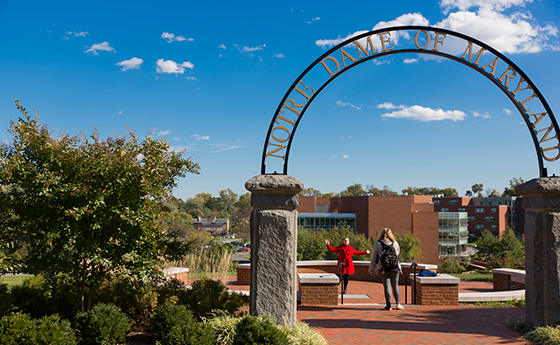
[261,25,558,177]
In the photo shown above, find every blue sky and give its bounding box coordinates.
[1,0,560,200]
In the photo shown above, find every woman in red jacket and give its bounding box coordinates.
[325,238,370,294]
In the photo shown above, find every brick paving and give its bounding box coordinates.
[218,276,529,345]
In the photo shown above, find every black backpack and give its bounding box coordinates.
[378,241,399,273]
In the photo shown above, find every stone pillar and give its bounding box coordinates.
[517,177,560,327]
[245,174,303,326]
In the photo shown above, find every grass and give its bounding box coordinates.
[165,248,235,283]
[461,298,525,308]
[451,272,493,282]
[0,275,29,287]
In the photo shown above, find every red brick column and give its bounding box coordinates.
[236,264,251,285]
[413,274,459,305]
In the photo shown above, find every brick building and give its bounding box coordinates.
[298,195,440,265]
[192,217,229,234]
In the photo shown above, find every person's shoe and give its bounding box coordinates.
[343,289,347,294]
[383,306,392,310]
[396,304,404,310]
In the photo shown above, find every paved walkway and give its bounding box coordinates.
[194,276,529,344]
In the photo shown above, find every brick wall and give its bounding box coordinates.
[298,282,338,306]
[414,282,458,305]
[237,266,251,285]
[493,272,526,291]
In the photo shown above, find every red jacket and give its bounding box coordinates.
[327,244,369,275]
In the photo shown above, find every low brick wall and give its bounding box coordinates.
[492,268,526,291]
[413,274,459,305]
[298,273,339,306]
[237,261,437,286]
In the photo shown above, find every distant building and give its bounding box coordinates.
[297,194,523,265]
[192,217,229,234]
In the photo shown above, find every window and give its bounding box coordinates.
[484,216,495,221]
[491,208,497,213]
[491,225,497,230]
[468,216,476,221]
[457,208,467,212]
[449,200,458,205]
[475,208,485,213]
[440,208,449,212]
[475,224,485,229]
[433,200,441,205]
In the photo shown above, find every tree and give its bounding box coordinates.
[484,188,499,197]
[340,183,366,197]
[470,183,484,197]
[300,188,322,197]
[0,101,200,311]
[365,185,398,196]
[502,177,525,197]
[394,233,422,263]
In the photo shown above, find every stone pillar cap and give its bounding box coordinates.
[516,177,560,196]
[245,174,304,193]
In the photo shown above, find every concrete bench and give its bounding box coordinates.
[492,268,526,291]
[298,273,340,306]
[459,290,525,302]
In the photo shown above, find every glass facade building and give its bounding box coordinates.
[297,213,356,231]
[438,212,469,257]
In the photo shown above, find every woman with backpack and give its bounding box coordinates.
[369,228,404,310]
[325,238,370,294]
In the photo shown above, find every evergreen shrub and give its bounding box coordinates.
[148,302,192,341]
[74,303,132,345]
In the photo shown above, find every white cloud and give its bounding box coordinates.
[192,134,209,140]
[436,0,559,54]
[404,58,419,64]
[305,17,321,24]
[380,103,467,121]
[377,102,398,110]
[158,130,170,136]
[161,32,193,43]
[273,53,286,58]
[218,44,227,50]
[212,145,242,153]
[336,100,362,110]
[342,155,349,158]
[314,1,559,54]
[503,108,512,115]
[173,137,180,141]
[64,30,89,40]
[117,110,123,115]
[116,57,144,71]
[472,111,491,119]
[234,44,266,57]
[315,13,428,49]
[185,76,198,81]
[85,42,115,55]
[156,59,194,74]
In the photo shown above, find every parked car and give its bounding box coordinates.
[240,247,250,252]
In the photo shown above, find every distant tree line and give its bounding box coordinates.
[300,178,525,199]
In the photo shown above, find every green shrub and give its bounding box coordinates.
[0,283,15,318]
[27,314,77,345]
[232,316,289,345]
[148,302,193,341]
[155,277,189,306]
[162,320,216,345]
[9,274,77,319]
[74,303,132,345]
[0,312,77,345]
[0,312,32,344]
[183,278,248,320]
[95,276,158,329]
[507,318,533,334]
[438,259,466,274]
